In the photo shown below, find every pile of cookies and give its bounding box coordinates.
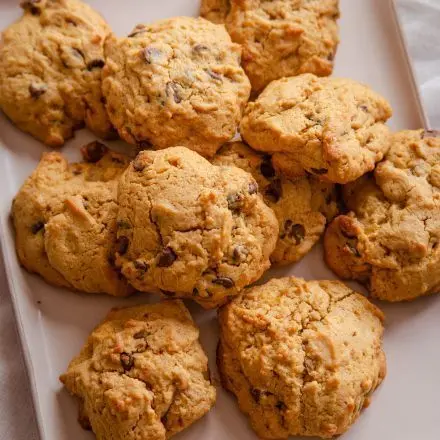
[2,0,440,439]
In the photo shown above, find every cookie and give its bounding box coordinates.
[115,146,278,308]
[200,0,231,24]
[12,142,131,296]
[324,129,440,302]
[240,74,393,184]
[218,277,386,439]
[212,142,338,264]
[60,300,216,439]
[102,17,251,157]
[201,0,340,92]
[0,0,114,147]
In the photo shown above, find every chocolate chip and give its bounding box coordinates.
[134,260,149,273]
[346,242,361,258]
[422,129,440,139]
[311,168,328,175]
[116,236,129,255]
[227,193,244,211]
[265,179,282,203]
[144,47,162,64]
[31,221,44,234]
[193,44,209,53]
[72,48,85,60]
[289,223,305,245]
[107,254,116,267]
[207,69,222,81]
[117,220,131,229]
[157,247,177,267]
[81,141,107,163]
[100,96,106,104]
[21,0,41,15]
[192,288,199,296]
[29,83,47,99]
[327,51,335,61]
[128,26,147,37]
[132,158,146,172]
[233,245,248,263]
[138,140,152,149]
[260,157,275,179]
[166,82,182,104]
[248,182,258,195]
[360,105,368,112]
[134,330,147,339]
[120,352,134,371]
[212,277,235,289]
[87,59,105,70]
[276,401,287,410]
[250,388,261,403]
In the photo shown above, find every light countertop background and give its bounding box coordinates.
[0,1,439,439]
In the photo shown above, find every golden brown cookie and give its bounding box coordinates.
[102,17,250,157]
[212,142,339,264]
[201,0,340,92]
[218,277,386,439]
[0,0,114,147]
[11,142,131,296]
[324,129,440,302]
[115,146,278,308]
[60,300,216,440]
[240,74,393,184]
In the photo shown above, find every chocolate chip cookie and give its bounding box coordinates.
[115,146,278,308]
[102,17,251,157]
[240,74,393,184]
[0,0,114,147]
[12,142,131,296]
[325,129,440,302]
[218,277,386,439]
[60,300,216,440]
[212,142,339,264]
[201,0,340,92]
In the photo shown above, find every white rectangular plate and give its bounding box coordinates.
[1,1,439,440]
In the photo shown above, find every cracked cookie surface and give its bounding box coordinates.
[12,142,131,296]
[212,142,338,264]
[240,74,393,183]
[200,0,340,92]
[324,129,440,302]
[218,277,386,439]
[102,17,250,157]
[115,146,278,308]
[0,0,114,147]
[60,300,216,440]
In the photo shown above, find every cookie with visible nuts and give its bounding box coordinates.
[11,142,131,296]
[0,0,114,146]
[324,129,440,301]
[102,16,251,157]
[201,0,340,92]
[212,142,338,264]
[60,300,216,440]
[240,74,393,184]
[115,146,278,308]
[218,276,386,439]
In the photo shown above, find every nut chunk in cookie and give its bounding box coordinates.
[60,301,216,440]
[201,0,340,92]
[115,147,278,308]
[102,17,251,157]
[0,0,114,147]
[218,277,386,439]
[212,142,339,264]
[325,129,440,302]
[240,74,393,184]
[11,142,131,296]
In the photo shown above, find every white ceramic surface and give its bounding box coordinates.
[0,1,439,440]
